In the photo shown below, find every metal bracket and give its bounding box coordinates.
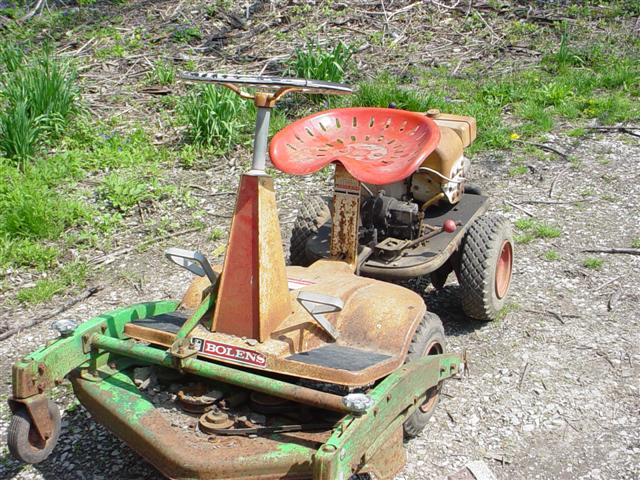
[169,337,199,370]
[81,324,105,354]
[165,247,217,284]
[296,292,343,341]
[8,394,53,442]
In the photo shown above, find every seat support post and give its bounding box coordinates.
[329,164,361,270]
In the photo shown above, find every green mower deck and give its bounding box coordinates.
[11,301,461,480]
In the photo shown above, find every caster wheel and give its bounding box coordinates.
[458,214,513,321]
[8,399,61,464]
[403,311,445,438]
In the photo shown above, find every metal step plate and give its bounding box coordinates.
[287,345,391,372]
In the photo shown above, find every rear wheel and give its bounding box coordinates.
[8,399,61,464]
[289,195,331,266]
[458,214,513,321]
[403,312,445,438]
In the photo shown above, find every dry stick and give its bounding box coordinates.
[0,286,103,341]
[90,227,202,265]
[18,0,46,21]
[548,166,570,198]
[588,126,640,138]
[517,198,597,205]
[593,275,624,292]
[582,248,640,256]
[513,139,568,160]
[518,361,529,391]
[504,199,534,217]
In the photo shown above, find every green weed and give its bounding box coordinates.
[16,261,88,304]
[583,257,603,270]
[544,250,560,261]
[180,84,252,150]
[509,165,528,176]
[173,26,202,44]
[98,170,168,213]
[631,238,640,249]
[288,42,353,83]
[515,219,561,241]
[0,51,80,162]
[147,60,176,86]
[209,228,224,241]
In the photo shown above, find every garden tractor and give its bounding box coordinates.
[7,74,464,480]
[284,105,514,322]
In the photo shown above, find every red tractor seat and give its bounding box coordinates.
[269,107,441,185]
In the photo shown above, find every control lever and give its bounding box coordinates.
[165,247,217,284]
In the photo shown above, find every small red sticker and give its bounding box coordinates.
[191,338,267,368]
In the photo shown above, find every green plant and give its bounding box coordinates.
[544,250,560,261]
[173,26,202,44]
[288,41,353,83]
[0,102,39,162]
[147,60,175,86]
[0,51,80,162]
[0,42,24,73]
[209,228,224,241]
[180,84,251,150]
[352,74,442,111]
[514,219,561,241]
[632,238,640,249]
[16,261,88,304]
[98,171,165,213]
[509,165,528,176]
[583,257,603,270]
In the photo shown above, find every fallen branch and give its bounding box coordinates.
[517,198,597,205]
[504,199,534,217]
[18,0,46,21]
[0,286,103,341]
[548,166,570,198]
[582,248,640,256]
[512,139,568,160]
[588,126,640,138]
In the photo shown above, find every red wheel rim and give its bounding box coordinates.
[495,240,513,299]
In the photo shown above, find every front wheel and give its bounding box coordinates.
[458,214,513,321]
[403,312,445,438]
[8,399,61,464]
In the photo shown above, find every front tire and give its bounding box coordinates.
[8,399,61,464]
[458,214,513,321]
[403,312,445,438]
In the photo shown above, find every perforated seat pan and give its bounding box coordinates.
[270,107,441,185]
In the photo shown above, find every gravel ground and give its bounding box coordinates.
[1,131,638,480]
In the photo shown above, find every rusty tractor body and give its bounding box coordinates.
[8,74,464,479]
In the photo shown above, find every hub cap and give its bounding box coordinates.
[495,240,513,299]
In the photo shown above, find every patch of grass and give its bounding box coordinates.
[0,50,80,163]
[173,25,202,44]
[209,228,224,241]
[180,84,252,150]
[544,250,560,261]
[515,218,561,241]
[351,74,443,111]
[288,41,353,83]
[632,238,640,249]
[98,170,169,213]
[509,165,528,176]
[583,257,603,270]
[147,60,175,86]
[0,236,60,271]
[16,261,88,304]
[0,173,90,240]
[496,302,520,321]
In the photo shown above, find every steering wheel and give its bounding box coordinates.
[179,72,352,105]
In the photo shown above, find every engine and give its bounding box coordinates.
[360,193,421,243]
